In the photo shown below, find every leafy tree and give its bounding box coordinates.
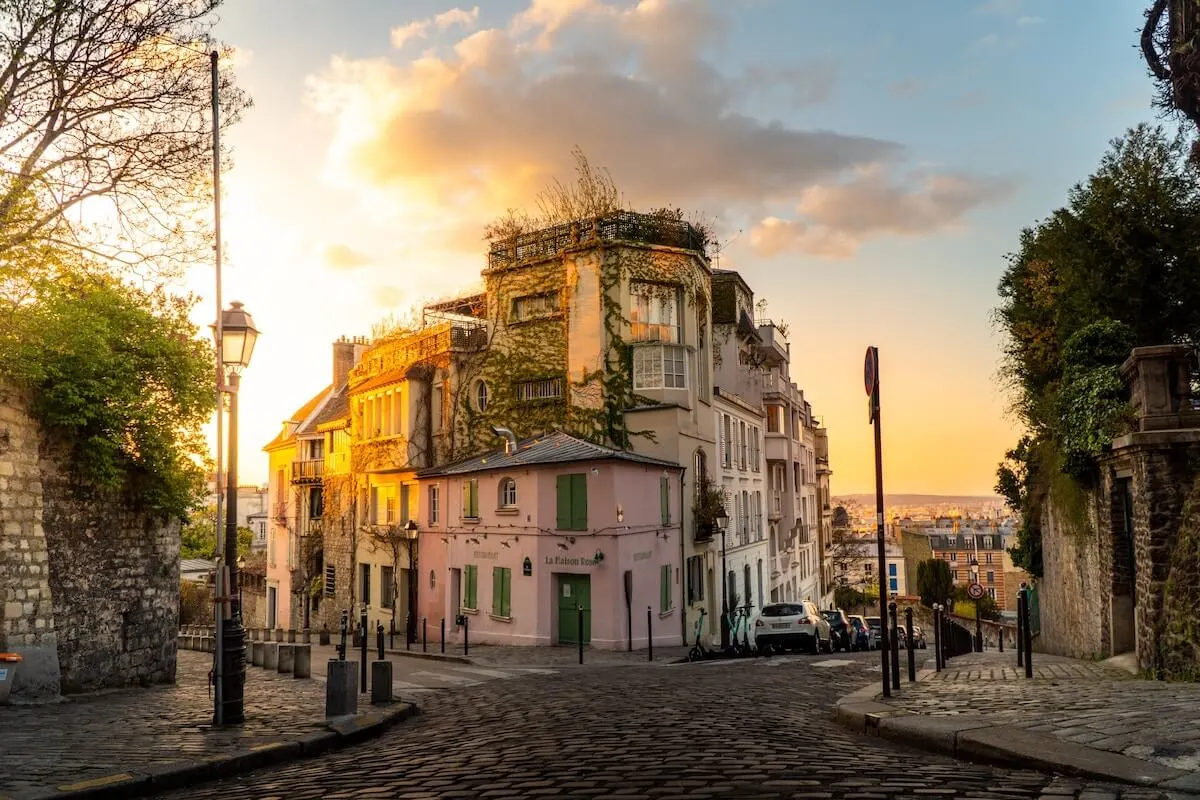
[0,272,215,519]
[995,123,1200,575]
[834,585,873,613]
[831,505,851,529]
[916,558,953,609]
[952,586,1002,621]
[828,526,873,589]
[180,504,253,559]
[0,0,249,275]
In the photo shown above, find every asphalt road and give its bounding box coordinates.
[159,650,1183,800]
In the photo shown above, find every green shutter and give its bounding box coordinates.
[556,475,571,529]
[660,565,671,612]
[501,568,511,617]
[660,476,670,525]
[492,566,503,616]
[469,480,479,518]
[464,564,477,609]
[570,474,588,530]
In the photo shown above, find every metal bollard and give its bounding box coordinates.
[1022,588,1033,678]
[389,617,395,650]
[376,622,385,661]
[463,615,470,656]
[933,606,943,671]
[999,624,1004,653]
[577,606,584,664]
[359,607,368,695]
[904,607,915,682]
[888,602,900,691]
[441,618,446,654]
[647,606,653,662]
[422,617,427,652]
[1016,594,1025,667]
[336,610,348,661]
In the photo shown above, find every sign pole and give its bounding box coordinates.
[865,346,890,699]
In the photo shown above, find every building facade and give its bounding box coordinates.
[926,520,1021,611]
[417,432,684,649]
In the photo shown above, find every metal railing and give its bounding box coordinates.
[488,211,709,270]
[291,459,324,483]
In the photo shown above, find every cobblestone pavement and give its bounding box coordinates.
[160,651,1196,800]
[0,651,330,798]
[400,641,693,667]
[886,650,1200,772]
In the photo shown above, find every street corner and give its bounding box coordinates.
[325,701,420,744]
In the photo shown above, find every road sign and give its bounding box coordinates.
[864,346,877,396]
[967,582,985,600]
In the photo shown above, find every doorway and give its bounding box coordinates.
[267,586,277,630]
[556,574,591,645]
[449,568,461,627]
[1110,476,1138,655]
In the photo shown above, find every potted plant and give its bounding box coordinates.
[693,474,726,543]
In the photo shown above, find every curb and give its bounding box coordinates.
[833,685,1200,792]
[383,648,472,665]
[10,702,420,800]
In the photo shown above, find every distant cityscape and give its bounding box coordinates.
[832,495,1013,531]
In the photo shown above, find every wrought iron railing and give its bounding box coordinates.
[488,211,709,270]
[291,459,324,483]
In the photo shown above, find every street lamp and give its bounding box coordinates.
[210,300,260,727]
[715,505,729,650]
[403,520,419,645]
[969,557,982,652]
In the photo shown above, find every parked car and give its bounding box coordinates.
[911,625,927,649]
[849,615,877,651]
[865,616,883,645]
[753,601,833,655]
[821,608,854,652]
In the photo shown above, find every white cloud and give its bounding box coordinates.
[390,6,480,49]
[1016,15,1044,25]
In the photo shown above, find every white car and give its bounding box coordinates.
[753,601,833,655]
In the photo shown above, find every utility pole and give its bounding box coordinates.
[210,48,226,728]
[865,346,890,698]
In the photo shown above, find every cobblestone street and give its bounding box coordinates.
[882,651,1200,773]
[159,651,1195,800]
[385,640,692,667]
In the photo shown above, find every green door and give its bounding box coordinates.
[556,574,591,645]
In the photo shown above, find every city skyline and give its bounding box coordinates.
[194,0,1154,495]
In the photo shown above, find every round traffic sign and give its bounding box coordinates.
[967,582,985,600]
[864,346,877,396]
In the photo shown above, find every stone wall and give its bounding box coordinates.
[1036,492,1110,660]
[0,385,181,698]
[0,386,62,696]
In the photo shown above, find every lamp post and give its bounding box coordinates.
[716,506,729,651]
[210,301,260,727]
[970,557,982,652]
[403,520,418,645]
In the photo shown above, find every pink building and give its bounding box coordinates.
[417,431,685,650]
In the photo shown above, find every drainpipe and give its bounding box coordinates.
[678,465,687,645]
[491,425,518,455]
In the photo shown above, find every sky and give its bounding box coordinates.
[194,0,1157,496]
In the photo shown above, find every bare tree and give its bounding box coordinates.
[0,0,249,277]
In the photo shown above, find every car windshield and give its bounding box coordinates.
[866,617,882,627]
[761,604,807,618]
[820,611,842,622]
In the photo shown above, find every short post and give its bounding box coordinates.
[904,607,915,683]
[325,659,357,718]
[463,615,470,656]
[263,641,279,670]
[389,617,395,650]
[577,605,584,665]
[278,643,295,674]
[1016,594,1025,667]
[422,617,427,652]
[359,607,368,695]
[932,605,942,672]
[376,622,385,661]
[406,613,411,651]
[293,644,312,679]
[998,625,1004,653]
[319,623,331,647]
[440,618,446,654]
[1022,587,1033,678]
[337,611,348,661]
[646,606,653,663]
[371,659,393,705]
[888,602,900,691]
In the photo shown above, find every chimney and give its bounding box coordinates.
[333,336,356,388]
[491,426,518,455]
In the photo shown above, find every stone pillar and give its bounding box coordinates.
[0,386,62,699]
[325,660,357,717]
[370,661,393,705]
[251,640,264,666]
[293,644,311,678]
[263,642,279,670]
[1121,345,1200,432]
[277,643,295,674]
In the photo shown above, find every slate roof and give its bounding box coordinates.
[180,558,216,574]
[420,431,682,477]
[262,384,333,451]
[304,384,350,433]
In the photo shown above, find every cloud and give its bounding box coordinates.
[1016,15,1044,25]
[390,6,480,49]
[309,0,1009,262]
[323,243,371,269]
[749,166,1015,258]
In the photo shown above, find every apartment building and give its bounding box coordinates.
[923,519,1027,612]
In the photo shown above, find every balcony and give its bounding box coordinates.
[694,521,716,544]
[291,459,324,484]
[760,372,800,403]
[764,434,789,463]
[769,491,783,520]
[488,210,709,270]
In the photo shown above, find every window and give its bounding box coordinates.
[474,381,489,412]
[499,477,517,509]
[360,564,372,606]
[686,555,705,604]
[400,484,411,524]
[463,564,478,609]
[633,345,687,389]
[308,487,323,519]
[986,587,996,599]
[739,421,748,469]
[983,536,994,549]
[555,473,588,531]
[750,427,761,471]
[659,564,673,612]
[461,480,480,519]
[324,564,336,597]
[766,405,782,433]
[630,282,681,342]
[756,559,764,608]
[515,377,563,401]
[492,566,512,617]
[888,563,897,577]
[721,414,732,468]
[381,566,395,609]
[428,485,440,525]
[510,292,558,322]
[743,565,752,610]
[889,578,898,592]
[660,476,671,525]
[985,553,993,565]
[986,571,995,584]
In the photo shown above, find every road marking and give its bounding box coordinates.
[504,667,558,675]
[410,671,481,686]
[810,659,858,669]
[452,666,519,679]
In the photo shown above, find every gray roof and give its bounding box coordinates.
[180,559,216,573]
[420,431,682,477]
[305,385,349,432]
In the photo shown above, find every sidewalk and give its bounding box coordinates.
[374,638,692,667]
[0,650,415,800]
[835,649,1200,794]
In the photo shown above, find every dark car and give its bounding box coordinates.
[820,608,853,652]
[849,615,875,650]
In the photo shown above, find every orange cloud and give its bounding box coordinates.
[390,6,481,49]
[307,0,1011,261]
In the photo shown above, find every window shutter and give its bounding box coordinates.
[501,569,511,617]
[492,566,503,616]
[469,481,479,518]
[660,565,670,612]
[556,475,571,529]
[660,476,670,525]
[570,474,588,530]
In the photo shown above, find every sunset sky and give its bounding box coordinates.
[195,0,1154,496]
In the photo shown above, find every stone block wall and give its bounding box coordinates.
[0,385,181,698]
[0,386,62,695]
[1036,493,1110,660]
